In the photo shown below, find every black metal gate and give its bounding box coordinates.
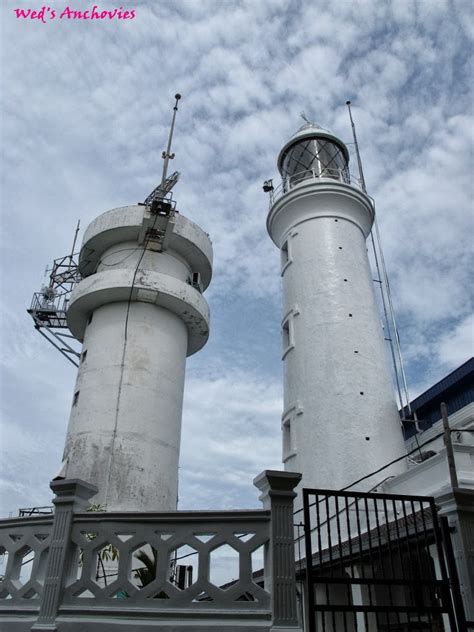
[301,488,467,632]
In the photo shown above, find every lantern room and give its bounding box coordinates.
[277,123,350,188]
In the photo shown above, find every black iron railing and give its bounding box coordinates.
[301,488,466,632]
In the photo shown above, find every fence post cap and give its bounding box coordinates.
[50,478,98,510]
[253,470,302,502]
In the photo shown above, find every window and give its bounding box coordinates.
[81,349,88,364]
[281,404,303,462]
[281,241,289,265]
[280,231,296,276]
[282,418,292,460]
[87,313,93,325]
[282,320,290,350]
[72,391,80,406]
[281,307,299,360]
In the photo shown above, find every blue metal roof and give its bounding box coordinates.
[402,357,474,439]
[410,357,473,410]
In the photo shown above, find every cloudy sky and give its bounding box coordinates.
[0,0,472,517]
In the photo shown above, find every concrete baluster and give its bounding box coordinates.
[31,479,97,632]
[254,470,302,632]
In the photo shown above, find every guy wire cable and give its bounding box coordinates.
[346,100,422,460]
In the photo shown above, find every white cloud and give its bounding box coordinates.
[179,370,282,510]
[436,314,474,369]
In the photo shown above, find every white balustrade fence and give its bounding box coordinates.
[65,510,270,607]
[0,471,302,632]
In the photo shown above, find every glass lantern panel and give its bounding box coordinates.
[281,137,349,187]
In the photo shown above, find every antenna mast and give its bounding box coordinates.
[143,94,182,209]
[346,101,367,193]
[161,94,181,189]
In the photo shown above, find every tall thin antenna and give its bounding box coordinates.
[346,101,366,193]
[161,94,182,190]
[345,100,413,423]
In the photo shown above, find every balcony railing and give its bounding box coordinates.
[268,168,365,207]
[0,472,302,631]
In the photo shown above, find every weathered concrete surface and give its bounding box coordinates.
[1,618,272,631]
[78,206,212,288]
[61,207,212,512]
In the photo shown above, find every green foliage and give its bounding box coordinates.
[80,505,118,586]
[133,547,158,589]
[99,543,119,563]
[87,503,106,512]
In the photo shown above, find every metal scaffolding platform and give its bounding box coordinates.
[27,222,82,367]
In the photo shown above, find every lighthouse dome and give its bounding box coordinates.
[277,122,350,187]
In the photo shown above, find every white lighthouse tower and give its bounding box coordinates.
[59,98,212,512]
[266,121,406,495]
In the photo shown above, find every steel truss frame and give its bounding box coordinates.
[27,223,82,366]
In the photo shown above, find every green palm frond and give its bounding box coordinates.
[134,548,158,588]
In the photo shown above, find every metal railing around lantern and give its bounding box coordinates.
[267,167,365,207]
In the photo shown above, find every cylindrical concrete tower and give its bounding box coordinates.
[62,203,212,511]
[267,123,406,495]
